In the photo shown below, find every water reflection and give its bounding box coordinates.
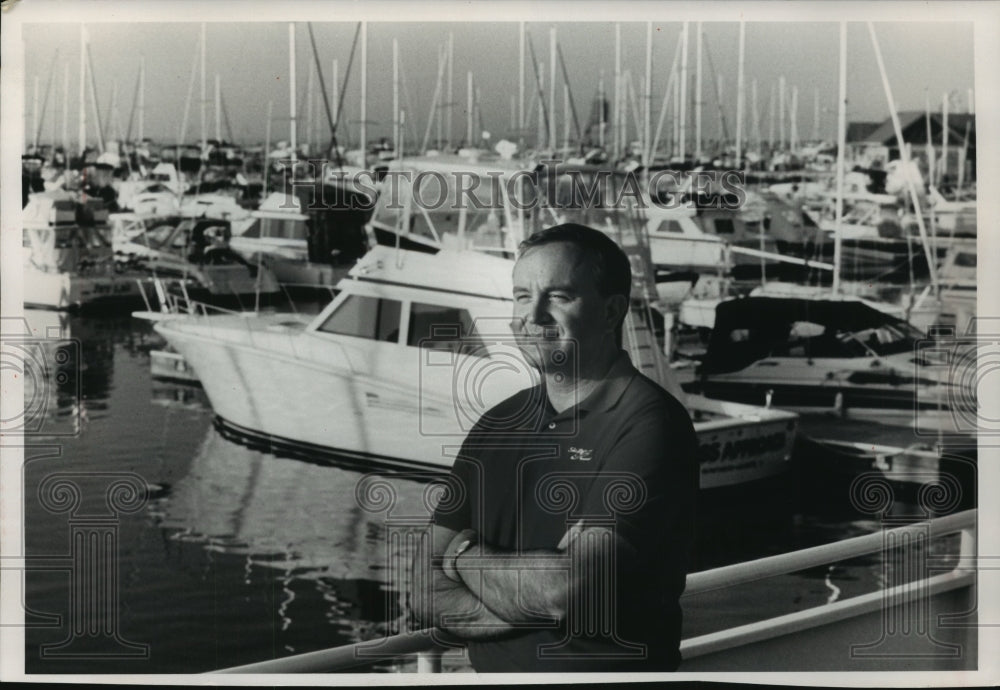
[152,424,432,648]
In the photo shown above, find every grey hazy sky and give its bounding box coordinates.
[21,20,974,148]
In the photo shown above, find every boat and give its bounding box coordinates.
[113,215,280,304]
[150,245,798,492]
[229,177,371,294]
[686,295,956,429]
[793,415,976,507]
[934,237,976,330]
[22,191,146,311]
[367,154,528,258]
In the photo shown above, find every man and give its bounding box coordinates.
[409,223,698,672]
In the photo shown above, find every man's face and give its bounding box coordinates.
[511,242,618,374]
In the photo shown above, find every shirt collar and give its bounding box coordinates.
[541,350,637,423]
[577,350,637,413]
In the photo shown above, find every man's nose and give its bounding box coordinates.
[525,296,552,325]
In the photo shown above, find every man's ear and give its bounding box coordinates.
[605,294,628,332]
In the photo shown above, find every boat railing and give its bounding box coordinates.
[135,277,244,319]
[212,508,976,674]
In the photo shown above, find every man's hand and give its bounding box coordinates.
[407,524,514,640]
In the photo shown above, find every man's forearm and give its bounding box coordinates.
[428,576,517,640]
[409,531,516,640]
[455,542,570,624]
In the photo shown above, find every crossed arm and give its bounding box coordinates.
[408,521,609,640]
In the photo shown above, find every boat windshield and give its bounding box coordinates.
[145,224,187,250]
[835,321,921,357]
[716,317,920,365]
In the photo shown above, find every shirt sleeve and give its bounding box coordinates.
[581,396,698,578]
[431,432,482,533]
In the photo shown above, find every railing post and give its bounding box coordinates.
[416,648,443,673]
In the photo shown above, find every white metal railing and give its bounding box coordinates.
[212,508,976,674]
[135,276,243,319]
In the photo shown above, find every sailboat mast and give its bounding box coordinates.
[813,86,820,142]
[778,75,785,150]
[138,55,145,142]
[289,22,297,165]
[563,84,570,151]
[200,22,206,152]
[941,91,949,182]
[215,74,222,143]
[85,41,105,153]
[768,82,775,151]
[393,38,399,154]
[925,90,935,187]
[679,21,688,162]
[305,64,314,154]
[360,21,367,167]
[614,23,622,158]
[264,99,273,191]
[32,77,39,150]
[549,27,557,152]
[78,25,87,155]
[643,21,652,164]
[598,70,605,149]
[672,70,679,156]
[735,20,745,166]
[538,71,545,150]
[751,79,759,154]
[833,21,847,296]
[695,22,703,161]
[519,22,526,148]
[467,71,474,145]
[790,85,798,152]
[446,32,454,149]
[62,62,69,155]
[332,58,339,126]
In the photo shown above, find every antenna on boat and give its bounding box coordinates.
[832,21,847,296]
[395,111,406,269]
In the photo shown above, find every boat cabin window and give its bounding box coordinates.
[317,295,402,343]
[260,217,309,241]
[146,224,186,249]
[954,252,976,268]
[407,302,488,358]
[711,218,735,234]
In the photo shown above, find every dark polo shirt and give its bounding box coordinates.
[433,351,698,672]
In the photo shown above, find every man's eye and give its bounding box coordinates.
[514,294,531,304]
[550,293,570,303]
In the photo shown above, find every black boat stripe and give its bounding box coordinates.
[353,275,512,303]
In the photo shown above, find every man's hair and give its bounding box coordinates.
[517,223,632,346]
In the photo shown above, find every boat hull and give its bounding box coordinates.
[24,264,146,311]
[692,378,955,428]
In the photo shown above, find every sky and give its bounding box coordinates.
[17,15,976,151]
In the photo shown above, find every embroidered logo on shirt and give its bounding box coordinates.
[568,447,593,462]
